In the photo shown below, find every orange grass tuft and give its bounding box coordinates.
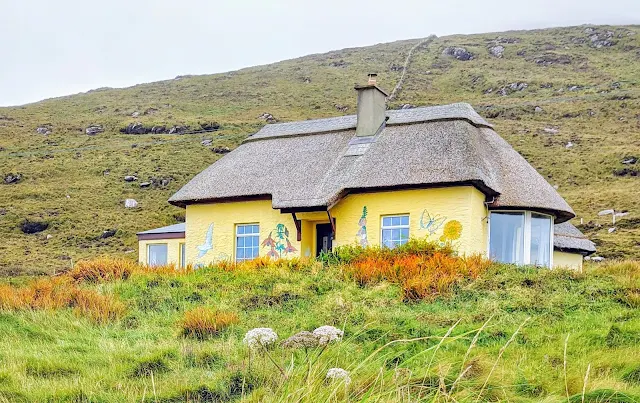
[179,307,239,339]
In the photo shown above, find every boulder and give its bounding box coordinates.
[497,82,528,96]
[334,104,348,112]
[201,139,213,146]
[258,113,277,123]
[100,229,117,239]
[124,175,138,182]
[168,125,188,134]
[139,182,151,188]
[131,112,140,118]
[85,124,104,135]
[613,168,638,177]
[489,45,504,58]
[121,122,148,134]
[124,199,138,208]
[543,127,559,135]
[622,156,638,165]
[3,173,22,184]
[36,127,51,135]
[442,47,474,61]
[200,122,220,131]
[533,53,572,66]
[212,146,231,154]
[566,141,574,148]
[20,220,49,234]
[534,106,544,113]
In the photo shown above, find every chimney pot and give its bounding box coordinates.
[368,73,377,85]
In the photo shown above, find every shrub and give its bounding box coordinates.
[180,307,239,340]
[69,257,136,282]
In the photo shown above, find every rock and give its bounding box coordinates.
[516,49,526,56]
[139,182,151,188]
[540,83,553,89]
[442,46,474,61]
[36,127,51,135]
[489,45,504,58]
[568,85,583,92]
[553,185,559,190]
[0,146,4,152]
[400,104,415,109]
[533,53,572,66]
[584,27,595,34]
[598,209,614,216]
[148,177,172,187]
[591,256,605,262]
[258,112,277,123]
[46,234,53,240]
[103,169,110,176]
[328,60,348,68]
[565,141,574,148]
[334,104,348,112]
[534,106,544,113]
[613,168,639,177]
[495,36,520,44]
[611,82,622,89]
[168,125,188,134]
[3,173,22,184]
[301,76,311,83]
[143,108,158,115]
[85,124,104,135]
[543,127,559,135]
[200,122,220,131]
[131,112,140,118]
[622,156,638,165]
[212,146,231,154]
[608,227,617,233]
[99,229,117,239]
[20,220,49,234]
[587,109,596,116]
[0,208,6,215]
[201,139,213,146]
[389,64,404,72]
[124,199,138,208]
[121,122,148,135]
[124,175,138,182]
[150,125,166,134]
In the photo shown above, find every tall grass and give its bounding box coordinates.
[180,307,239,339]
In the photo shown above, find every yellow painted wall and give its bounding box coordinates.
[330,186,488,256]
[553,251,583,271]
[138,238,185,266]
[185,200,302,265]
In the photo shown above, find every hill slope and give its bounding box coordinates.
[1,24,639,274]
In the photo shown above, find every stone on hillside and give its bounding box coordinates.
[389,64,404,72]
[543,127,559,134]
[100,229,117,239]
[622,156,637,165]
[590,256,605,262]
[168,125,188,134]
[533,53,572,66]
[497,82,528,96]
[400,104,415,109]
[122,122,148,134]
[613,168,639,177]
[212,146,231,154]
[201,139,213,146]
[85,124,104,135]
[301,76,311,83]
[489,45,504,58]
[442,47,474,61]
[608,227,617,233]
[139,182,151,188]
[131,111,140,118]
[36,127,51,135]
[0,208,6,215]
[258,112,277,123]
[495,36,520,44]
[334,104,348,112]
[124,199,138,208]
[200,122,220,131]
[534,106,544,113]
[143,108,158,115]
[124,175,137,182]
[565,142,574,148]
[149,177,172,187]
[20,220,49,234]
[0,146,4,152]
[3,173,22,184]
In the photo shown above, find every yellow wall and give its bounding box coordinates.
[186,200,302,265]
[138,238,185,266]
[182,186,488,265]
[553,251,583,271]
[330,186,488,256]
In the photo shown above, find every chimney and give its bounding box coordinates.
[355,74,389,137]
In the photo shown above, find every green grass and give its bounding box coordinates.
[1,24,640,275]
[0,259,638,402]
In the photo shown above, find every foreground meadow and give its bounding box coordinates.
[0,243,638,402]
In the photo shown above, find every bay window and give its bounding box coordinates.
[489,211,553,267]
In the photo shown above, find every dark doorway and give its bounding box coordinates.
[316,223,334,256]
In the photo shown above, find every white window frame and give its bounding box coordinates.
[235,224,260,262]
[488,211,554,267]
[179,242,186,268]
[147,243,168,267]
[380,214,410,249]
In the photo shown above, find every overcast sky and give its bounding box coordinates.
[1,0,638,106]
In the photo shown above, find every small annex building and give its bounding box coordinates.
[137,76,595,270]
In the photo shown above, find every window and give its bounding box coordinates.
[236,224,259,262]
[489,212,553,267]
[179,243,186,268]
[381,215,409,249]
[147,244,168,266]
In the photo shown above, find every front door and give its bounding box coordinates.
[316,223,334,256]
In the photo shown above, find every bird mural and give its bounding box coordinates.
[197,223,214,258]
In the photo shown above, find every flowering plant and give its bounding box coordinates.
[313,325,344,346]
[326,367,351,385]
[243,327,278,349]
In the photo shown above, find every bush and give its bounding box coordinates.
[180,307,239,340]
[69,257,136,282]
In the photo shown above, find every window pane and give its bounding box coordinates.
[180,243,185,268]
[530,214,551,267]
[400,228,409,241]
[148,244,168,266]
[237,225,245,235]
[252,246,259,258]
[382,217,392,227]
[252,225,259,234]
[237,248,245,259]
[489,213,524,264]
[401,216,409,226]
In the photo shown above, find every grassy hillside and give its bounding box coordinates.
[1,24,640,274]
[0,249,638,402]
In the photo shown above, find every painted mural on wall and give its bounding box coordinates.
[356,206,368,246]
[196,223,214,259]
[419,210,446,235]
[262,223,297,259]
[440,220,462,242]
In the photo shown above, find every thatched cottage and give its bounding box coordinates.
[138,76,595,270]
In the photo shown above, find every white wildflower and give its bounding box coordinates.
[243,328,278,349]
[313,325,344,346]
[326,368,351,385]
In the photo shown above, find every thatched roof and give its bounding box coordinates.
[554,222,596,255]
[169,102,574,222]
